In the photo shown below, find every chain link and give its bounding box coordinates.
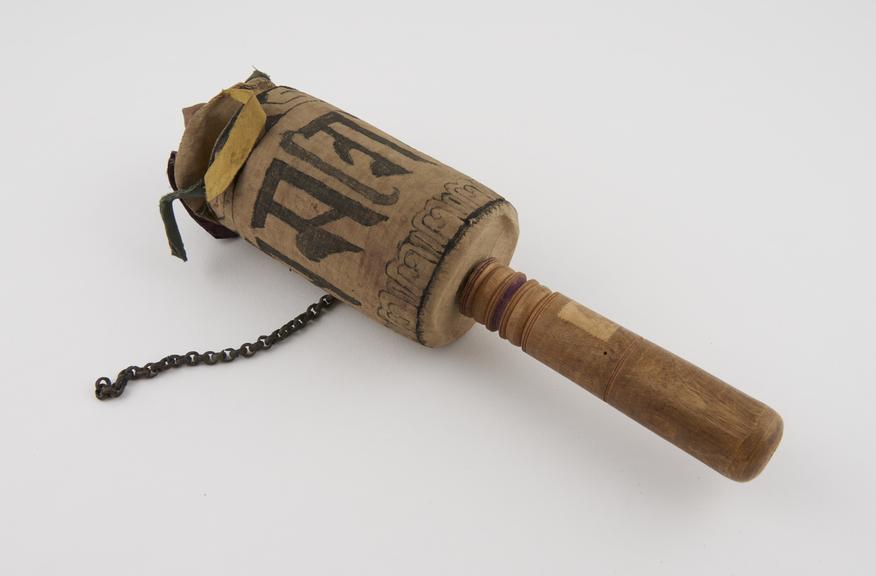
[94,294,336,400]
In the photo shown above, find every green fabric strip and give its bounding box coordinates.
[159,180,206,262]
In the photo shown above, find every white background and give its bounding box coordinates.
[2,1,874,574]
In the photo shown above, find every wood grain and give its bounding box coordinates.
[460,259,783,481]
[175,75,781,481]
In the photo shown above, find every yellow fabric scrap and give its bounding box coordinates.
[203,87,267,202]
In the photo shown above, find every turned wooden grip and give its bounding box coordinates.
[459,259,783,481]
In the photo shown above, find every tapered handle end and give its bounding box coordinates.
[728,405,783,482]
[460,258,783,481]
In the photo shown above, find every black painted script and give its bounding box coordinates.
[251,109,432,304]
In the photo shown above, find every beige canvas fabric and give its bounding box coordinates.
[174,74,518,346]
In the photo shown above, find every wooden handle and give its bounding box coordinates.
[459,259,783,481]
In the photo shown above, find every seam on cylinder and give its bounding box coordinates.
[415,199,510,344]
[468,262,504,324]
[499,279,538,342]
[521,292,559,353]
[484,270,516,328]
[459,257,496,317]
[602,337,641,402]
[487,272,526,331]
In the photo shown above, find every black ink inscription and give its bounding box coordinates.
[252,158,388,262]
[250,106,441,316]
[256,238,361,306]
[377,181,505,341]
[297,111,434,177]
[261,87,320,132]
[280,135,400,206]
[258,86,305,105]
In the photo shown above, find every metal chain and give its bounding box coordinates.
[94,294,336,400]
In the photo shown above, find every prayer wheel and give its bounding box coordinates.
[163,72,782,481]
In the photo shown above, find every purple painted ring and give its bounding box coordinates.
[487,273,527,332]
